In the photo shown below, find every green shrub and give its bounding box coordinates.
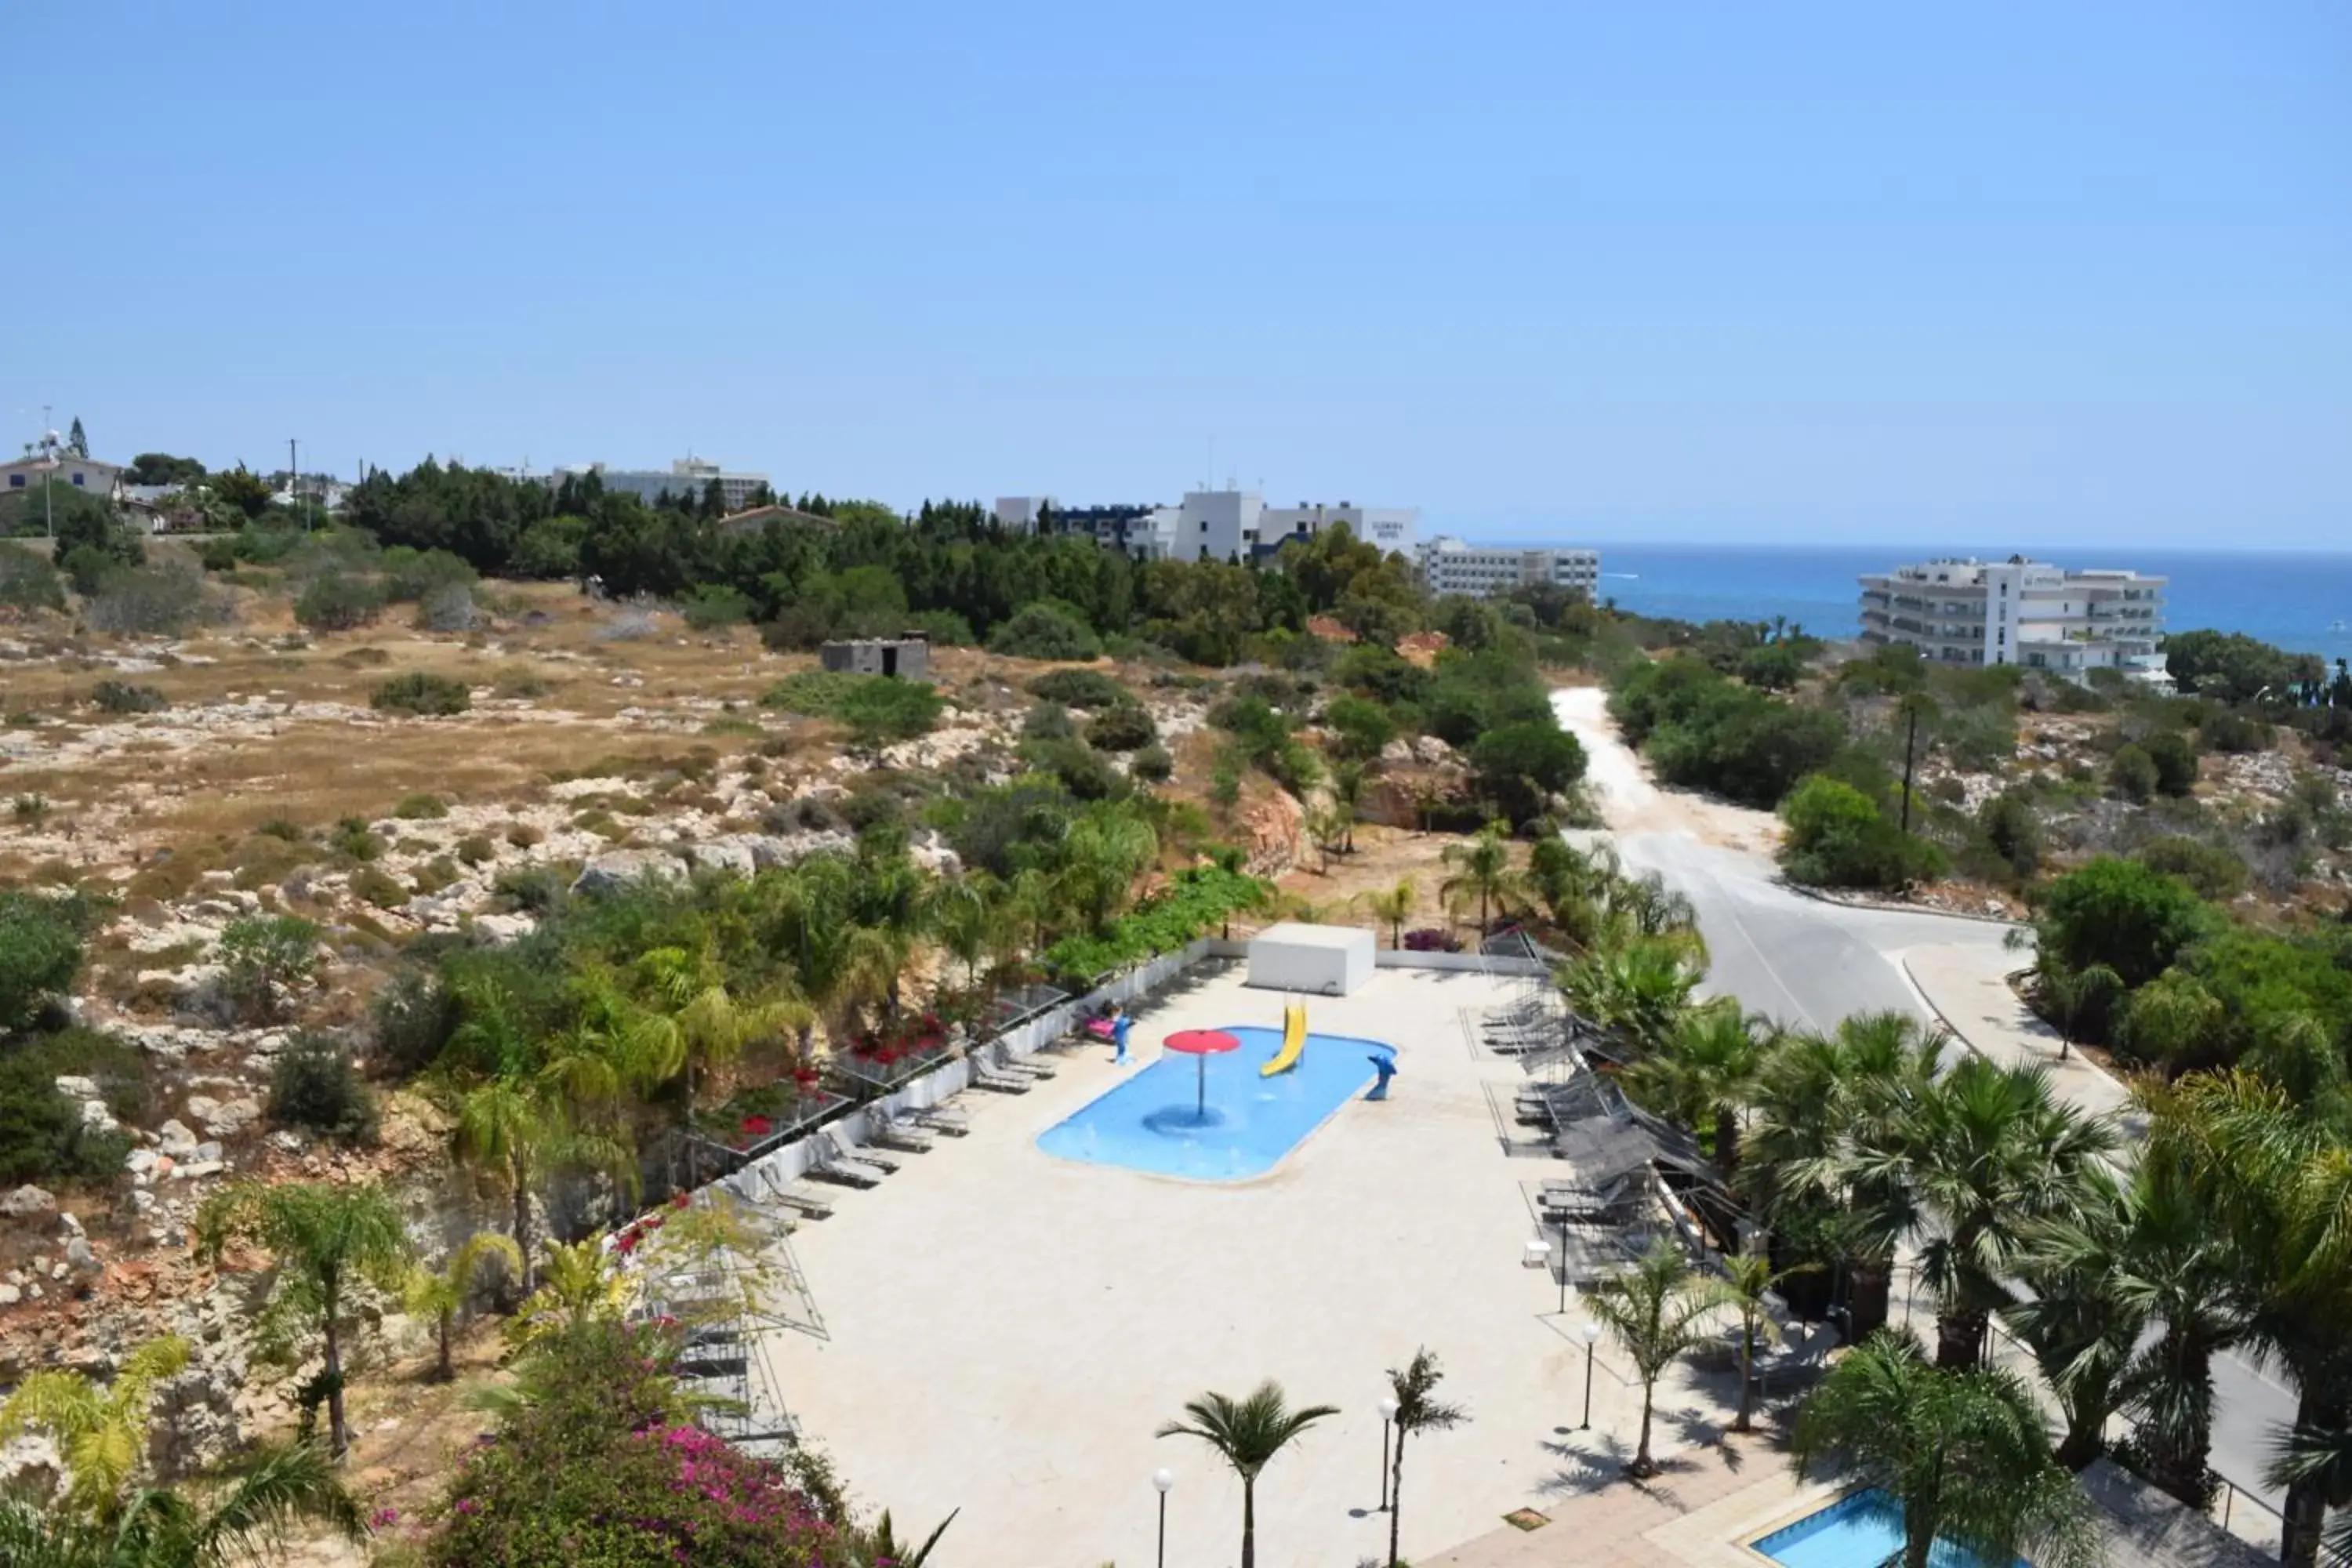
[371,672,472,716]
[369,969,457,1076]
[394,793,448,820]
[1977,792,2044,882]
[2198,710,2269,753]
[755,673,944,748]
[348,866,408,909]
[2107,744,2158,804]
[379,546,477,604]
[0,1053,130,1186]
[329,816,384,862]
[2135,834,2250,901]
[216,915,322,1022]
[986,598,1102,661]
[2141,729,2200,797]
[905,608,976,646]
[681,583,755,629]
[1026,669,1128,709]
[1022,702,1076,742]
[11,793,49,826]
[1084,702,1157,752]
[1470,720,1588,825]
[1022,738,1124,801]
[1777,774,1946,890]
[412,856,461,896]
[508,515,586,580]
[1044,866,1269,981]
[293,571,386,631]
[0,545,67,613]
[506,822,545,848]
[82,563,216,635]
[1323,695,1399,760]
[267,1031,379,1146]
[91,680,167,715]
[0,889,93,1032]
[2034,857,2220,989]
[60,544,124,597]
[454,834,496,867]
[255,817,307,843]
[492,864,568,914]
[1131,743,1174,783]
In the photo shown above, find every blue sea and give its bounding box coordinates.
[1579,543,2352,668]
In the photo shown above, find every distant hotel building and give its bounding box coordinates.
[561,456,769,511]
[1416,536,1601,600]
[996,489,1417,564]
[1858,556,2168,683]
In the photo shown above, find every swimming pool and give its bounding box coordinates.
[1036,1025,1395,1181]
[1750,1490,2029,1568]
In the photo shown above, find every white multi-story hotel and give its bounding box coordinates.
[558,456,770,511]
[1417,536,1601,600]
[998,488,1418,563]
[1858,556,2168,683]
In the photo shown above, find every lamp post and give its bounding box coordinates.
[1377,1394,1400,1511]
[1578,1321,1602,1430]
[1152,1468,1174,1568]
[1555,1213,1570,1315]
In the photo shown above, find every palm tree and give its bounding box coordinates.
[1621,998,1770,1183]
[1155,1381,1339,1568]
[193,1181,411,1458]
[1354,878,1417,949]
[634,943,810,1181]
[402,1231,524,1382]
[1327,759,1367,855]
[1584,1241,1721,1477]
[924,870,999,989]
[503,1234,630,1356]
[1884,1058,2113,1369]
[452,1077,626,1294]
[1439,825,1519,935]
[1060,811,1159,933]
[2037,959,2122,1063]
[2143,1070,2352,1566]
[1559,937,1700,1058]
[2268,1421,2352,1568]
[0,1335,192,1515]
[0,1441,364,1568]
[1384,1348,1468,1568]
[1791,1330,2099,1568]
[1715,1252,1811,1434]
[2007,1164,2152,1471]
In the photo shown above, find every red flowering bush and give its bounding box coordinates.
[426,1318,889,1566]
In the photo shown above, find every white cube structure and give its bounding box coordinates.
[1247,922,1376,997]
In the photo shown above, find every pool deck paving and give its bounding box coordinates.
[754,961,1751,1568]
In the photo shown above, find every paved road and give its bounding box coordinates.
[1552,688,2295,1542]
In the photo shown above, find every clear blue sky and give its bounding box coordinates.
[10,2,2348,546]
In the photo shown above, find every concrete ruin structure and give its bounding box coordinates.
[818,633,931,679]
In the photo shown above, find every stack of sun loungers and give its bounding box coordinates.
[970,1040,1055,1091]
[1479,994,1567,1055]
[866,1106,937,1154]
[805,1131,896,1188]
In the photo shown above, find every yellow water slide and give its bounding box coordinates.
[1261,1001,1307,1076]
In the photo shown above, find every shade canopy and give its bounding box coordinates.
[1163,1029,1240,1056]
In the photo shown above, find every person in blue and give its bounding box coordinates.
[1111,1007,1134,1065]
[1367,1054,1398,1100]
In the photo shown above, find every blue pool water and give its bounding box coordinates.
[1751,1490,2030,1568]
[1035,1025,1394,1181]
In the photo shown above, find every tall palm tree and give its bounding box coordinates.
[193,1181,411,1458]
[1790,1330,2099,1568]
[1327,759,1367,855]
[402,1231,524,1382]
[1715,1251,1811,1434]
[2143,1070,2352,1567]
[633,942,811,1181]
[1439,825,1519,935]
[0,1335,192,1515]
[2268,1421,2352,1567]
[452,1077,626,1294]
[0,1441,364,1568]
[1155,1381,1339,1568]
[1880,1057,2113,1369]
[2007,1164,2152,1471]
[924,870,999,989]
[1353,878,1417,949]
[1060,811,1159,934]
[1621,998,1771,1184]
[1584,1241,1721,1477]
[1384,1348,1468,1568]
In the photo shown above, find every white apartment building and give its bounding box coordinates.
[997,488,1419,564]
[1417,536,1602,600]
[1858,556,2168,683]
[561,456,769,511]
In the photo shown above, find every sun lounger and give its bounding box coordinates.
[764,1181,838,1219]
[867,1109,936,1153]
[985,1044,1057,1080]
[970,1061,1033,1094]
[806,1143,883,1188]
[909,1102,972,1136]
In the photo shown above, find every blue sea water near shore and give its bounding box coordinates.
[1578,543,2352,669]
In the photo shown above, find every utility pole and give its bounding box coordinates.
[1898,700,1920,837]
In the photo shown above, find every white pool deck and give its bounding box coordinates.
[757,963,1739,1568]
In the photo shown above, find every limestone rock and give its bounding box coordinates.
[1,1185,56,1218]
[569,848,688,896]
[684,839,756,878]
[156,1120,200,1160]
[184,1095,260,1138]
[53,1075,100,1101]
